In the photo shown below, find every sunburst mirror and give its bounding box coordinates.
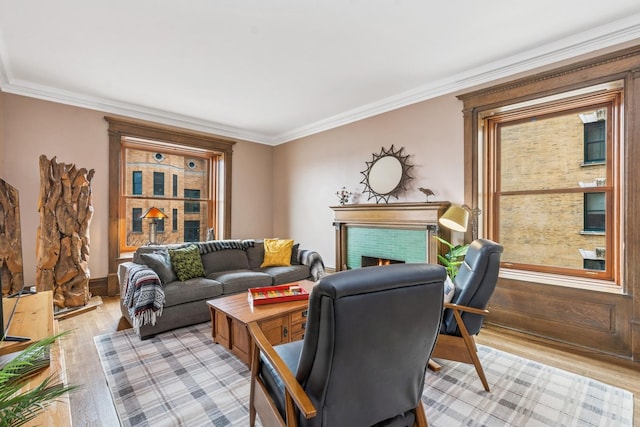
[360,145,413,203]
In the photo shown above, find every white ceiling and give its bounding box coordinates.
[1,1,640,145]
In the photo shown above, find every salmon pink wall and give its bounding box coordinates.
[1,89,465,283]
[272,94,465,269]
[0,93,274,286]
[0,88,4,175]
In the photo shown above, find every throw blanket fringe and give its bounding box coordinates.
[122,264,165,333]
[196,239,255,255]
[299,249,326,280]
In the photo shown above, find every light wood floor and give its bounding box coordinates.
[58,296,639,426]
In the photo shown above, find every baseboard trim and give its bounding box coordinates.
[89,276,108,296]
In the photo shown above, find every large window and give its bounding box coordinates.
[122,143,213,249]
[107,116,235,296]
[482,82,622,283]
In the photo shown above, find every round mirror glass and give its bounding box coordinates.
[368,156,402,195]
[360,145,413,203]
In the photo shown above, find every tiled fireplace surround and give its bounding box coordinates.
[331,202,451,271]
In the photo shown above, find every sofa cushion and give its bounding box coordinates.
[168,244,206,281]
[246,241,265,269]
[261,239,294,267]
[139,250,177,285]
[162,277,223,308]
[201,249,250,275]
[207,270,273,294]
[290,243,300,265]
[257,265,311,285]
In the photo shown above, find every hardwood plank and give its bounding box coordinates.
[57,296,640,426]
[58,296,122,427]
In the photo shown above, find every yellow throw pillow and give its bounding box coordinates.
[261,239,294,267]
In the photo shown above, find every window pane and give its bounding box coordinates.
[499,108,607,192]
[122,146,213,249]
[132,208,142,233]
[124,148,209,197]
[499,193,606,272]
[172,208,178,231]
[584,193,605,231]
[184,189,201,213]
[132,171,142,195]
[584,120,606,163]
[124,199,208,247]
[172,174,178,197]
[184,220,200,242]
[153,172,164,196]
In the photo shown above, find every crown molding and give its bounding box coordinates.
[272,14,640,145]
[2,14,640,146]
[0,77,271,144]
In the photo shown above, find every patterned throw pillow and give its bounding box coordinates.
[260,239,294,267]
[168,244,205,281]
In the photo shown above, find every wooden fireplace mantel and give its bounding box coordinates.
[331,202,451,271]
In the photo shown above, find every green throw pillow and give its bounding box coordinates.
[168,244,205,281]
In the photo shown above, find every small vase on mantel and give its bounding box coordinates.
[336,187,352,205]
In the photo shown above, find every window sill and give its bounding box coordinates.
[580,161,606,167]
[500,268,624,294]
[580,230,605,235]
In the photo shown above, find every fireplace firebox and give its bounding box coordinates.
[361,256,406,268]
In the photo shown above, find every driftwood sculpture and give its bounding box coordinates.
[0,179,25,296]
[36,155,95,308]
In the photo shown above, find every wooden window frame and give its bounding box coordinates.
[483,89,621,283]
[457,45,640,360]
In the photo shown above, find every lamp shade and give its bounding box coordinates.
[141,206,168,220]
[439,205,469,232]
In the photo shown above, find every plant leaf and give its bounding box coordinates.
[0,332,78,427]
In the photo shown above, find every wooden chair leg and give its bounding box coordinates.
[467,343,490,392]
[452,308,490,392]
[414,401,428,427]
[453,310,491,391]
[249,340,260,426]
[427,359,441,372]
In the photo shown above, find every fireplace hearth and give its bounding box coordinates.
[361,255,405,268]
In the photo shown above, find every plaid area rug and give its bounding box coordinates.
[94,323,633,427]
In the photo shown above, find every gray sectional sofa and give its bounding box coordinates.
[118,239,325,339]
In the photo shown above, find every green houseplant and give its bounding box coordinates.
[434,236,469,280]
[0,332,77,427]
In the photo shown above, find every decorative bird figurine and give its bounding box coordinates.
[418,187,435,202]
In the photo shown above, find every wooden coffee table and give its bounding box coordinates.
[207,280,314,365]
